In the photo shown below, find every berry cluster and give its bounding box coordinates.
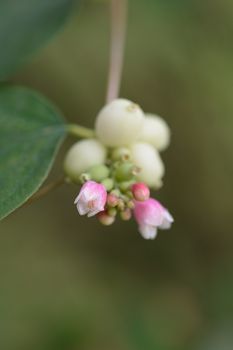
[64,99,173,239]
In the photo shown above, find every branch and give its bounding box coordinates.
[24,177,65,207]
[67,124,95,138]
[106,0,128,103]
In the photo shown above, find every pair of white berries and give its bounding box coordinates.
[64,99,170,188]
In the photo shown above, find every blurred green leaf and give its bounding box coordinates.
[0,86,66,220]
[0,0,75,80]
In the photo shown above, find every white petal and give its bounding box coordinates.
[159,210,174,230]
[76,201,89,216]
[74,192,82,204]
[139,225,157,240]
[87,209,101,217]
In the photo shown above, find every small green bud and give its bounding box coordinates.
[107,193,119,207]
[88,164,110,182]
[126,190,134,199]
[117,199,125,211]
[111,147,131,161]
[127,200,135,209]
[101,178,114,191]
[120,208,132,221]
[97,212,115,225]
[119,180,136,192]
[114,162,135,182]
[107,207,117,217]
[110,189,121,197]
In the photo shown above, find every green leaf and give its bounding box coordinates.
[0,0,75,80]
[0,86,67,220]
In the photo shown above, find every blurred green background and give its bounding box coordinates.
[1,0,233,349]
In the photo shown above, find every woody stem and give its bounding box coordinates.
[106,0,128,103]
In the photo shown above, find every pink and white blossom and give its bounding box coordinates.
[74,181,107,217]
[133,198,173,239]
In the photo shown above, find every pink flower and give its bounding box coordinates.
[133,198,173,239]
[74,181,107,217]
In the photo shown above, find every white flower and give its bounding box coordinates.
[64,139,107,181]
[130,142,164,188]
[139,113,170,151]
[95,98,145,147]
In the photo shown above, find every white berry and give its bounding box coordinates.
[95,99,145,147]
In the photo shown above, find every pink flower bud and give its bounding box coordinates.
[131,182,150,201]
[74,181,107,217]
[133,198,173,239]
[107,193,119,207]
[97,211,115,225]
[120,208,132,221]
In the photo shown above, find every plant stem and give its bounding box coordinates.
[24,177,65,207]
[67,124,95,138]
[106,0,128,103]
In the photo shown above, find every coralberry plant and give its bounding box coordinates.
[0,0,173,239]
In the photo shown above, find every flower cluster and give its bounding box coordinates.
[64,99,173,239]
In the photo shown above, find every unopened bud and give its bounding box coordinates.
[110,189,121,197]
[88,164,110,182]
[97,211,115,225]
[120,208,132,221]
[107,207,117,217]
[115,162,135,182]
[101,178,114,191]
[125,191,133,199]
[107,193,119,207]
[131,182,150,201]
[119,180,136,192]
[127,200,135,209]
[111,147,131,161]
[117,199,125,211]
